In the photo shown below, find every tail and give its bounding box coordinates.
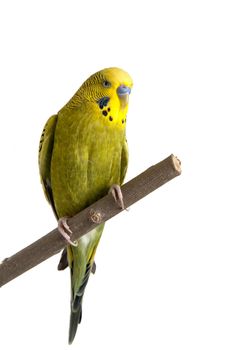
[68,296,83,344]
[68,262,92,344]
[67,224,104,344]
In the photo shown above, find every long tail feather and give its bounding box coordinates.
[68,263,91,344]
[69,298,83,344]
[67,225,104,344]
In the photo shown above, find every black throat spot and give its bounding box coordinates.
[97,96,110,109]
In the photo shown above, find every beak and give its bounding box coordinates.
[117,85,131,108]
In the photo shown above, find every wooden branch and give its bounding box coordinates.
[0,154,181,287]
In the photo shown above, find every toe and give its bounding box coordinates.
[109,184,125,210]
[58,217,78,247]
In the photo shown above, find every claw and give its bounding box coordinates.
[109,184,125,210]
[58,217,78,247]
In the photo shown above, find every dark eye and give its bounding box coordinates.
[103,80,111,88]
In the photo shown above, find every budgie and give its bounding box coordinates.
[38,67,133,344]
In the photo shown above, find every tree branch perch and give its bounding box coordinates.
[0,154,181,287]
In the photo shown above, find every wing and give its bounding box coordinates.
[38,114,58,219]
[120,139,129,184]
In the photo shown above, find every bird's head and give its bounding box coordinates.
[70,67,133,128]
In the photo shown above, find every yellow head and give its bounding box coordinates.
[63,67,133,128]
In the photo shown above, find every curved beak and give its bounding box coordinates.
[117,85,131,108]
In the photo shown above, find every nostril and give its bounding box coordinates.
[117,85,131,96]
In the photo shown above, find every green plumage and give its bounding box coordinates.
[39,67,132,344]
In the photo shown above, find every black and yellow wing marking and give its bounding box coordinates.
[38,114,58,219]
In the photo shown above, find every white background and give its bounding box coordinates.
[0,1,232,349]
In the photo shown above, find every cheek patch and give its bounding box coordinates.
[97,96,110,109]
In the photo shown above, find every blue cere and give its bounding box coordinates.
[117,85,131,96]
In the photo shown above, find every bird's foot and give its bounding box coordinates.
[109,184,125,210]
[58,217,78,247]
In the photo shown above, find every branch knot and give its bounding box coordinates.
[89,209,104,224]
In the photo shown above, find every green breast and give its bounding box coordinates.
[50,108,126,218]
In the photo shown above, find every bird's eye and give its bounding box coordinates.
[103,80,111,88]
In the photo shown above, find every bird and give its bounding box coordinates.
[38,67,133,344]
